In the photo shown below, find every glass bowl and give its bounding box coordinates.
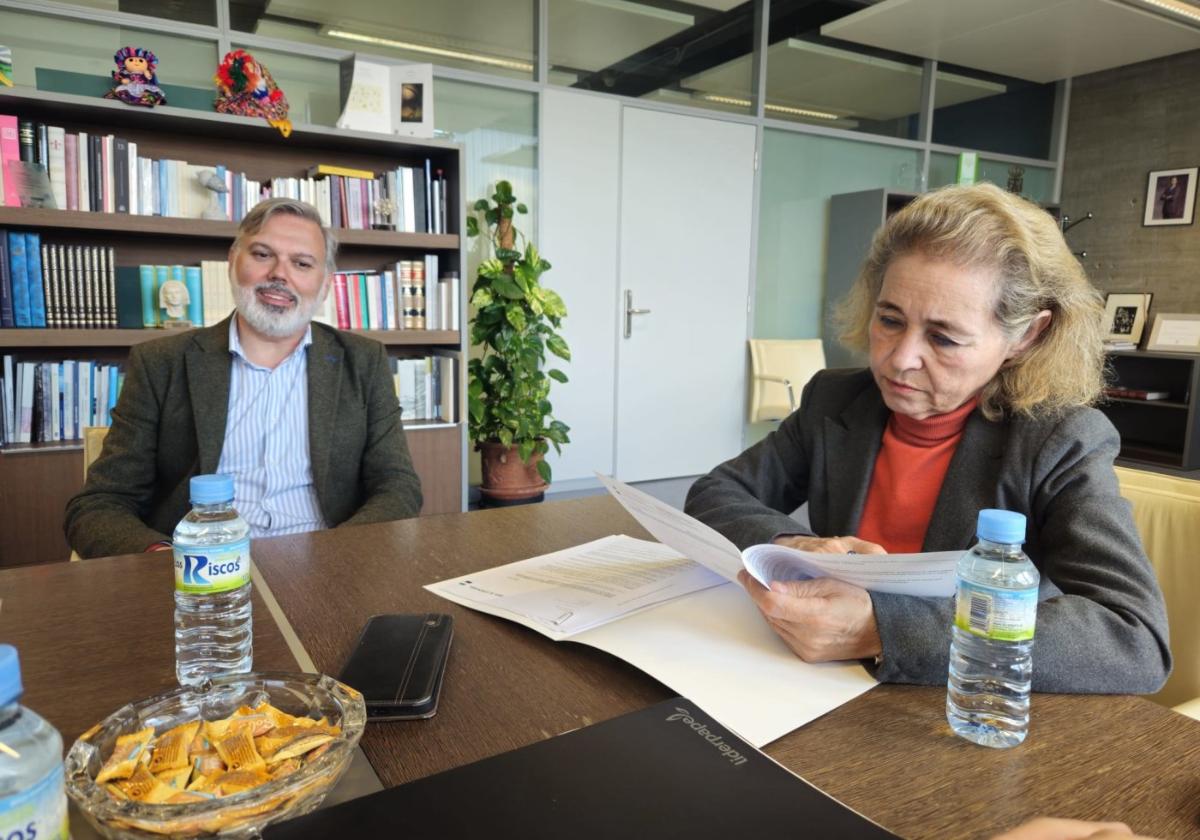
[65,672,366,839]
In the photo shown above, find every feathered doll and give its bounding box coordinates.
[214,49,292,138]
[105,46,167,107]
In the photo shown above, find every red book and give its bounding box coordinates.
[64,133,78,211]
[347,272,361,329]
[332,273,350,329]
[0,114,19,207]
[1104,387,1169,401]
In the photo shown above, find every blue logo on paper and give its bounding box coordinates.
[182,555,209,585]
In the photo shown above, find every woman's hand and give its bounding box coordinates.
[772,534,887,555]
[738,571,882,662]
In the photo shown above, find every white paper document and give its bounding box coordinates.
[597,473,960,597]
[425,534,875,747]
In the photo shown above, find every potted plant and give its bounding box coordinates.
[466,180,571,503]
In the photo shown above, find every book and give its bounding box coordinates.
[1104,387,1170,401]
[46,126,66,211]
[4,160,55,209]
[0,233,11,328]
[306,162,376,180]
[7,230,29,326]
[63,133,78,211]
[263,697,898,840]
[0,115,18,207]
[24,233,45,327]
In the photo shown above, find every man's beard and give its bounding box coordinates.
[230,274,327,339]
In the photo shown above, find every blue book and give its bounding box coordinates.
[215,165,228,218]
[138,264,157,327]
[7,231,30,327]
[24,234,46,327]
[0,232,13,328]
[184,265,202,326]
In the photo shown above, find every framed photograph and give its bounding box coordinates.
[1102,292,1152,345]
[1146,313,1200,353]
[1143,167,1198,226]
[391,63,434,138]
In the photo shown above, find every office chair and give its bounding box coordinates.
[747,339,826,423]
[1114,465,1200,710]
[68,426,110,562]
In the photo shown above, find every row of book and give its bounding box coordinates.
[0,116,452,234]
[393,355,456,424]
[1,232,117,329]
[331,259,460,332]
[0,356,123,445]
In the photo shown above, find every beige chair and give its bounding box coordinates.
[1114,465,1200,709]
[747,339,826,423]
[68,426,110,561]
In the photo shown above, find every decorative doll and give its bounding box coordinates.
[214,50,292,138]
[104,47,167,107]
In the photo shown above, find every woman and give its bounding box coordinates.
[685,183,1170,693]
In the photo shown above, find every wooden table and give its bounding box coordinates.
[4,496,1199,839]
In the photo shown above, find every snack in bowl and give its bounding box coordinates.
[65,672,365,838]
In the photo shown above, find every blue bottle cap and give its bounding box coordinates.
[976,509,1026,544]
[190,474,235,505]
[0,645,23,706]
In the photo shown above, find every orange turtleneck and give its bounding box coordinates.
[857,397,978,554]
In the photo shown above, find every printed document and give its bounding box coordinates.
[427,476,962,746]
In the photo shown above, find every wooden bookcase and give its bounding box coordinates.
[0,87,467,567]
[1102,350,1200,470]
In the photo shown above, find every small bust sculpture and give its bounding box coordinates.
[159,279,191,327]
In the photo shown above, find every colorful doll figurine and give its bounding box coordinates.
[104,46,167,107]
[214,49,292,137]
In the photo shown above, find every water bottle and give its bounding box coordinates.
[173,474,253,686]
[946,509,1039,748]
[0,645,69,840]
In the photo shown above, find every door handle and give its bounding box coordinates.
[624,289,651,338]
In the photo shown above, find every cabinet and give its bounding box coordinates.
[0,87,466,567]
[1101,350,1200,470]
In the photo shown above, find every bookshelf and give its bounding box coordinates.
[1101,350,1200,470]
[0,87,467,567]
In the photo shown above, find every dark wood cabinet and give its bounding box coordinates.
[1101,350,1200,470]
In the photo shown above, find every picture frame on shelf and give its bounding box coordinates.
[1142,167,1198,226]
[1101,292,1152,347]
[391,63,433,138]
[1146,313,1200,353]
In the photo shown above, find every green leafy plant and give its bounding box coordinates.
[466,180,571,483]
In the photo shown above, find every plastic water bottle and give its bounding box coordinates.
[173,474,253,686]
[0,645,69,840]
[946,509,1039,748]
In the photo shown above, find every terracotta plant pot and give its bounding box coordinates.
[478,440,547,503]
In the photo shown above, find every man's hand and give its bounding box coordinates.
[772,534,887,554]
[738,571,882,662]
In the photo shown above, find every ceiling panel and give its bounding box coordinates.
[821,0,1200,83]
[682,39,1005,121]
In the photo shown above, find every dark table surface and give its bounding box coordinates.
[5,496,1199,839]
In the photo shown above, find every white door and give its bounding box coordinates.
[616,107,757,481]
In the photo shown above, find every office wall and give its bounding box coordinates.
[1060,49,1200,318]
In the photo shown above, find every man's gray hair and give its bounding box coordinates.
[233,197,338,274]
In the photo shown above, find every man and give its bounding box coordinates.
[65,198,422,558]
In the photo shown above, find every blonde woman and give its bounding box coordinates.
[686,184,1170,692]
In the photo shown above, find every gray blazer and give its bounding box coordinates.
[685,368,1171,693]
[65,317,423,558]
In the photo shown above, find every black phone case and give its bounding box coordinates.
[337,613,454,721]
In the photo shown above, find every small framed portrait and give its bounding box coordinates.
[1102,292,1152,345]
[391,63,434,138]
[1143,167,1198,226]
[1146,313,1200,353]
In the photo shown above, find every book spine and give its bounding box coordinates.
[7,231,30,327]
[76,131,89,212]
[104,247,117,328]
[24,234,45,327]
[184,265,202,326]
[17,120,34,163]
[88,134,101,212]
[44,244,59,329]
[382,271,397,331]
[62,246,76,329]
[47,126,66,211]
[0,232,12,328]
[332,273,350,329]
[63,133,78,211]
[127,141,138,216]
[0,115,19,207]
[102,135,113,213]
[35,124,47,168]
[113,138,129,214]
[139,265,156,327]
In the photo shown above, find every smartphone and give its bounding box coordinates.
[337,613,454,721]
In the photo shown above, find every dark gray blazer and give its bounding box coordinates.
[65,317,423,558]
[685,368,1171,693]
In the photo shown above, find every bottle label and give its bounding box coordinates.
[954,580,1037,641]
[0,763,69,840]
[173,538,252,594]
